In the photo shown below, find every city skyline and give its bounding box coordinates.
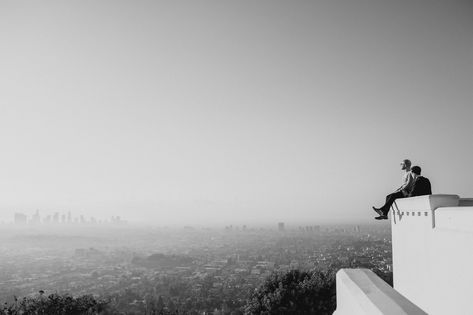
[11,209,125,225]
[1,0,472,225]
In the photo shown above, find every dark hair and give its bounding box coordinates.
[411,166,421,175]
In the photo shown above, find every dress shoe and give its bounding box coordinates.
[372,206,383,216]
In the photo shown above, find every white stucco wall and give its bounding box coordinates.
[334,194,473,314]
[391,194,473,315]
[333,269,426,315]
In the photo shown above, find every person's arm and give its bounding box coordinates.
[395,172,414,193]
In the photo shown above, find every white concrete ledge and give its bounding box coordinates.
[391,194,473,314]
[459,198,473,206]
[435,206,473,232]
[394,194,459,212]
[333,269,427,315]
[393,194,459,228]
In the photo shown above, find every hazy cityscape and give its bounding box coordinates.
[1,212,391,314]
[2,0,471,314]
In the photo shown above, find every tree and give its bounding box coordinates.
[244,269,336,315]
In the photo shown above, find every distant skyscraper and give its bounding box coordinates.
[53,212,59,223]
[31,210,40,224]
[14,212,27,224]
[278,222,285,231]
[67,211,72,223]
[110,216,126,225]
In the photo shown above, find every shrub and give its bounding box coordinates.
[1,292,110,315]
[244,269,336,315]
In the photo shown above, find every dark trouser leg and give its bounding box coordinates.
[381,191,405,215]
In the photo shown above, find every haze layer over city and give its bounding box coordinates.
[1,0,472,226]
[1,1,472,314]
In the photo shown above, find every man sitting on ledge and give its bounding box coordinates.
[409,166,432,197]
[372,159,414,220]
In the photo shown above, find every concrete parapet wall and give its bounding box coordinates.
[459,198,473,206]
[391,194,473,315]
[333,269,426,315]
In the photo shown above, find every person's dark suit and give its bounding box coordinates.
[409,176,432,197]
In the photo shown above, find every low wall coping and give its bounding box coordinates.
[392,195,459,227]
[459,198,473,206]
[334,269,427,315]
[394,194,459,212]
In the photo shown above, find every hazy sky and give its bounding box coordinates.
[1,0,472,225]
